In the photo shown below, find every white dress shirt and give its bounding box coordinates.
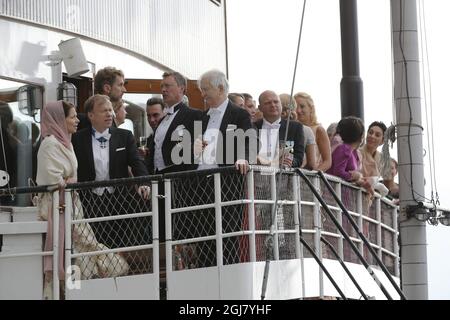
[259,118,281,162]
[198,99,229,170]
[154,102,180,171]
[92,128,113,195]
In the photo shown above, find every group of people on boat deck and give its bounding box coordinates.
[33,66,399,296]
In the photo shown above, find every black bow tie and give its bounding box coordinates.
[96,137,108,149]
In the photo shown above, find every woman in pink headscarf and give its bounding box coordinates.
[36,101,128,299]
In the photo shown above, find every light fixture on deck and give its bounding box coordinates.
[406,202,450,226]
[437,211,450,226]
[45,37,90,106]
[57,81,77,107]
[17,85,43,118]
[406,202,430,222]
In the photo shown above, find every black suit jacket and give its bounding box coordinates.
[202,101,257,165]
[72,127,148,182]
[254,118,305,168]
[148,103,203,174]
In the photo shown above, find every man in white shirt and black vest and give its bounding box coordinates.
[254,90,305,168]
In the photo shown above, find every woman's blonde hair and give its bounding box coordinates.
[279,93,298,121]
[294,92,319,126]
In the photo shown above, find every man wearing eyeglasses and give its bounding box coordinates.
[148,71,202,175]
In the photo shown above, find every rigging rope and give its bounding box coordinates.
[418,0,439,206]
[260,0,307,301]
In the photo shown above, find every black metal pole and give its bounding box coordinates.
[340,0,364,121]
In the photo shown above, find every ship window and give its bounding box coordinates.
[0,78,43,206]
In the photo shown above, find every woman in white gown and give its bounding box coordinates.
[36,101,128,299]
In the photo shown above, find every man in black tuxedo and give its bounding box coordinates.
[148,72,203,175]
[146,97,165,132]
[148,72,202,248]
[138,97,165,168]
[254,90,305,168]
[195,69,257,173]
[193,69,257,266]
[72,94,150,249]
[145,72,202,296]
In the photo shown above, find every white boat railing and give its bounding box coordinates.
[0,166,400,300]
[163,166,399,300]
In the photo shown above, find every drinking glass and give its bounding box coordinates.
[139,136,147,149]
[279,140,294,166]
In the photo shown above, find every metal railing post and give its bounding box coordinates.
[312,176,323,298]
[214,173,223,267]
[293,173,306,298]
[64,189,72,297]
[376,198,382,261]
[165,179,172,277]
[52,190,60,300]
[393,206,400,278]
[152,180,159,293]
[357,190,364,257]
[247,170,256,262]
[336,181,344,259]
[270,173,279,260]
[293,174,301,259]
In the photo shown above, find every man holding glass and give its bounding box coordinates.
[148,71,202,175]
[148,70,202,246]
[137,98,165,166]
[147,72,202,297]
[255,90,305,168]
[195,69,256,174]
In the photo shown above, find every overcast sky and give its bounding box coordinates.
[227,0,450,299]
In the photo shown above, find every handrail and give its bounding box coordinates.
[296,169,395,300]
[299,237,347,300]
[0,174,164,195]
[320,237,368,300]
[316,170,407,300]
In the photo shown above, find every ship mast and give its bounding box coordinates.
[390,0,428,300]
[340,0,428,299]
[339,0,364,120]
